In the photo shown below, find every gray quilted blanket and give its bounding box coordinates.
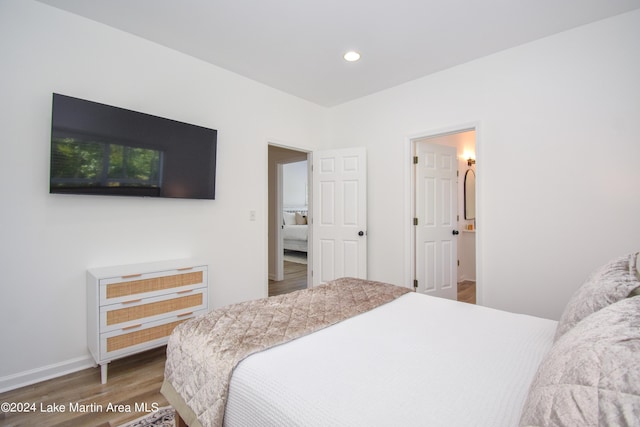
[161,277,411,427]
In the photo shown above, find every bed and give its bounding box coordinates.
[283,209,308,252]
[162,252,640,427]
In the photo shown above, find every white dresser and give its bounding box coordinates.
[87,259,209,383]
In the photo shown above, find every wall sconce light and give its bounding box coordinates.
[463,150,476,167]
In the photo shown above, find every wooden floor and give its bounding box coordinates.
[269,260,308,296]
[0,347,168,427]
[2,276,476,427]
[458,280,476,304]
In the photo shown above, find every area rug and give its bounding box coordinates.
[117,406,175,427]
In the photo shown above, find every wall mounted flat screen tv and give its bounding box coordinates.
[50,93,217,199]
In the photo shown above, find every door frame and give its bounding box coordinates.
[404,122,482,304]
[274,162,285,281]
[267,141,313,295]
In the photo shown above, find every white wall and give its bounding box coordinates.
[328,9,640,320]
[283,161,308,207]
[0,0,326,390]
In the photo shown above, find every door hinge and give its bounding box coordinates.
[413,217,418,226]
[457,260,460,266]
[413,156,418,164]
[413,279,418,290]
[457,214,459,222]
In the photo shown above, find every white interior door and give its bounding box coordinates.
[415,142,458,299]
[312,147,367,286]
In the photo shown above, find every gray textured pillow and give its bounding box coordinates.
[554,252,640,341]
[520,296,640,427]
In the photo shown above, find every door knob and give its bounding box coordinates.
[452,230,459,235]
[358,231,365,236]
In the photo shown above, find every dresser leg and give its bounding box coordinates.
[100,363,108,384]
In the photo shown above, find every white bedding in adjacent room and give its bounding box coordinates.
[225,292,557,427]
[282,224,308,242]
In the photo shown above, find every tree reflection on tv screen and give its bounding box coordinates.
[51,137,163,190]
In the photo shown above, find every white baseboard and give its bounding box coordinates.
[0,355,95,393]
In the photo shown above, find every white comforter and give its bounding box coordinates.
[283,224,308,241]
[224,292,557,427]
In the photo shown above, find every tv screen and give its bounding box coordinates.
[50,93,217,199]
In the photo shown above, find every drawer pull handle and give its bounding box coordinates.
[177,312,193,318]
[122,299,142,304]
[122,324,142,331]
[177,290,193,294]
[122,273,142,279]
[177,267,194,271]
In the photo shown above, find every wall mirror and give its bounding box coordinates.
[464,169,476,220]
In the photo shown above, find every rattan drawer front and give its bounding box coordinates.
[106,319,185,353]
[106,293,202,326]
[105,270,203,300]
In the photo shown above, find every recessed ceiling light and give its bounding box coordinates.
[343,51,361,62]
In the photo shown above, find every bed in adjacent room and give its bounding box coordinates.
[162,253,640,427]
[283,209,308,252]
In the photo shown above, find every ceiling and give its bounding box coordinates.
[35,0,640,107]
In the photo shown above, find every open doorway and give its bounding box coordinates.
[411,129,477,304]
[268,145,310,296]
